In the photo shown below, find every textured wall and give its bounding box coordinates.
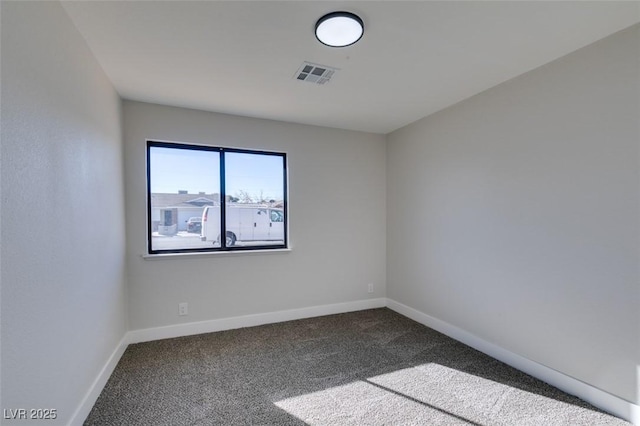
[387,24,639,404]
[1,2,127,424]
[123,101,386,330]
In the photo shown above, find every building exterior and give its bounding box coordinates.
[150,192,219,234]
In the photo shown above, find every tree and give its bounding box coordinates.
[235,190,254,203]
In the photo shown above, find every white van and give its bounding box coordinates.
[200,205,285,246]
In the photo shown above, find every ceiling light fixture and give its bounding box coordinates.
[315,11,364,48]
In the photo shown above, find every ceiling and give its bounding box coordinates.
[61,1,639,134]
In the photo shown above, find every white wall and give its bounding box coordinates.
[0,2,127,424]
[123,101,386,330]
[387,24,639,406]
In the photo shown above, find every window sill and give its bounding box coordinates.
[141,248,292,260]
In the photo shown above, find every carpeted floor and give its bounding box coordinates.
[85,308,629,425]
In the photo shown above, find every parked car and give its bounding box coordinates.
[200,205,284,246]
[186,217,202,233]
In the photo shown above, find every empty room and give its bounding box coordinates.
[1,1,638,425]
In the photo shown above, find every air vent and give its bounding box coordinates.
[294,62,339,85]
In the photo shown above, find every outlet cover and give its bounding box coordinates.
[179,302,188,316]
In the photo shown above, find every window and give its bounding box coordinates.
[147,141,287,254]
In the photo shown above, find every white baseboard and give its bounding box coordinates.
[386,298,639,426]
[128,298,387,344]
[68,335,130,426]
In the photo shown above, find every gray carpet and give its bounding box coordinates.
[85,308,629,425]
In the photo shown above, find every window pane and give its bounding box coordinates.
[148,146,221,252]
[224,152,286,247]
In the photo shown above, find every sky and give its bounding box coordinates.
[149,146,285,201]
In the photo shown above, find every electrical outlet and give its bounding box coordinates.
[367,283,374,293]
[179,302,188,316]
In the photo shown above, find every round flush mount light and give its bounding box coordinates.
[315,11,364,48]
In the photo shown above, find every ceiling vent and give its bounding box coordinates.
[294,62,339,85]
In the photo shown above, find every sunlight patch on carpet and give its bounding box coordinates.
[368,363,608,425]
[275,363,616,425]
[274,378,476,425]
